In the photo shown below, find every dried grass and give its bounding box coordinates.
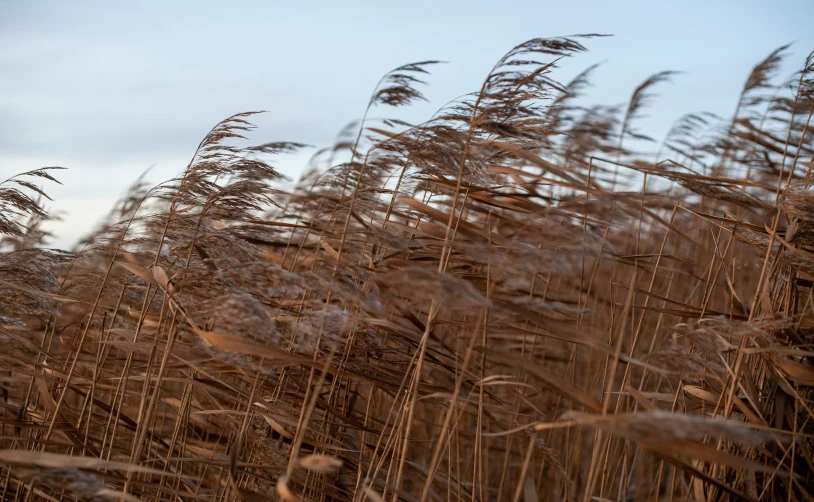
[1,36,813,502]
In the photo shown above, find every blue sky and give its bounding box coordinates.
[1,0,813,247]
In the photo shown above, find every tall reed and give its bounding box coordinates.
[1,36,813,501]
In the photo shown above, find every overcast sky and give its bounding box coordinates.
[2,0,813,248]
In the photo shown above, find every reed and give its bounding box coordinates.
[0,36,812,501]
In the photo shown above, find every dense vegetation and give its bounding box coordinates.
[1,35,813,501]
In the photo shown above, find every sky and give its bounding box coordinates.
[1,0,813,248]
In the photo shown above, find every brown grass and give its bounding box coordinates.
[1,35,813,501]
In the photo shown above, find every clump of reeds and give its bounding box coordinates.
[0,35,813,502]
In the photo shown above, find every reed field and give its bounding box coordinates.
[1,35,813,501]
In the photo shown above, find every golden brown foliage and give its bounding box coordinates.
[1,37,813,502]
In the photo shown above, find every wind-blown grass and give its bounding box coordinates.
[1,35,813,501]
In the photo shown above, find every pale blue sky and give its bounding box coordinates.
[1,0,813,247]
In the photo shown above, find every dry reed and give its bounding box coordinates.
[1,36,813,502]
